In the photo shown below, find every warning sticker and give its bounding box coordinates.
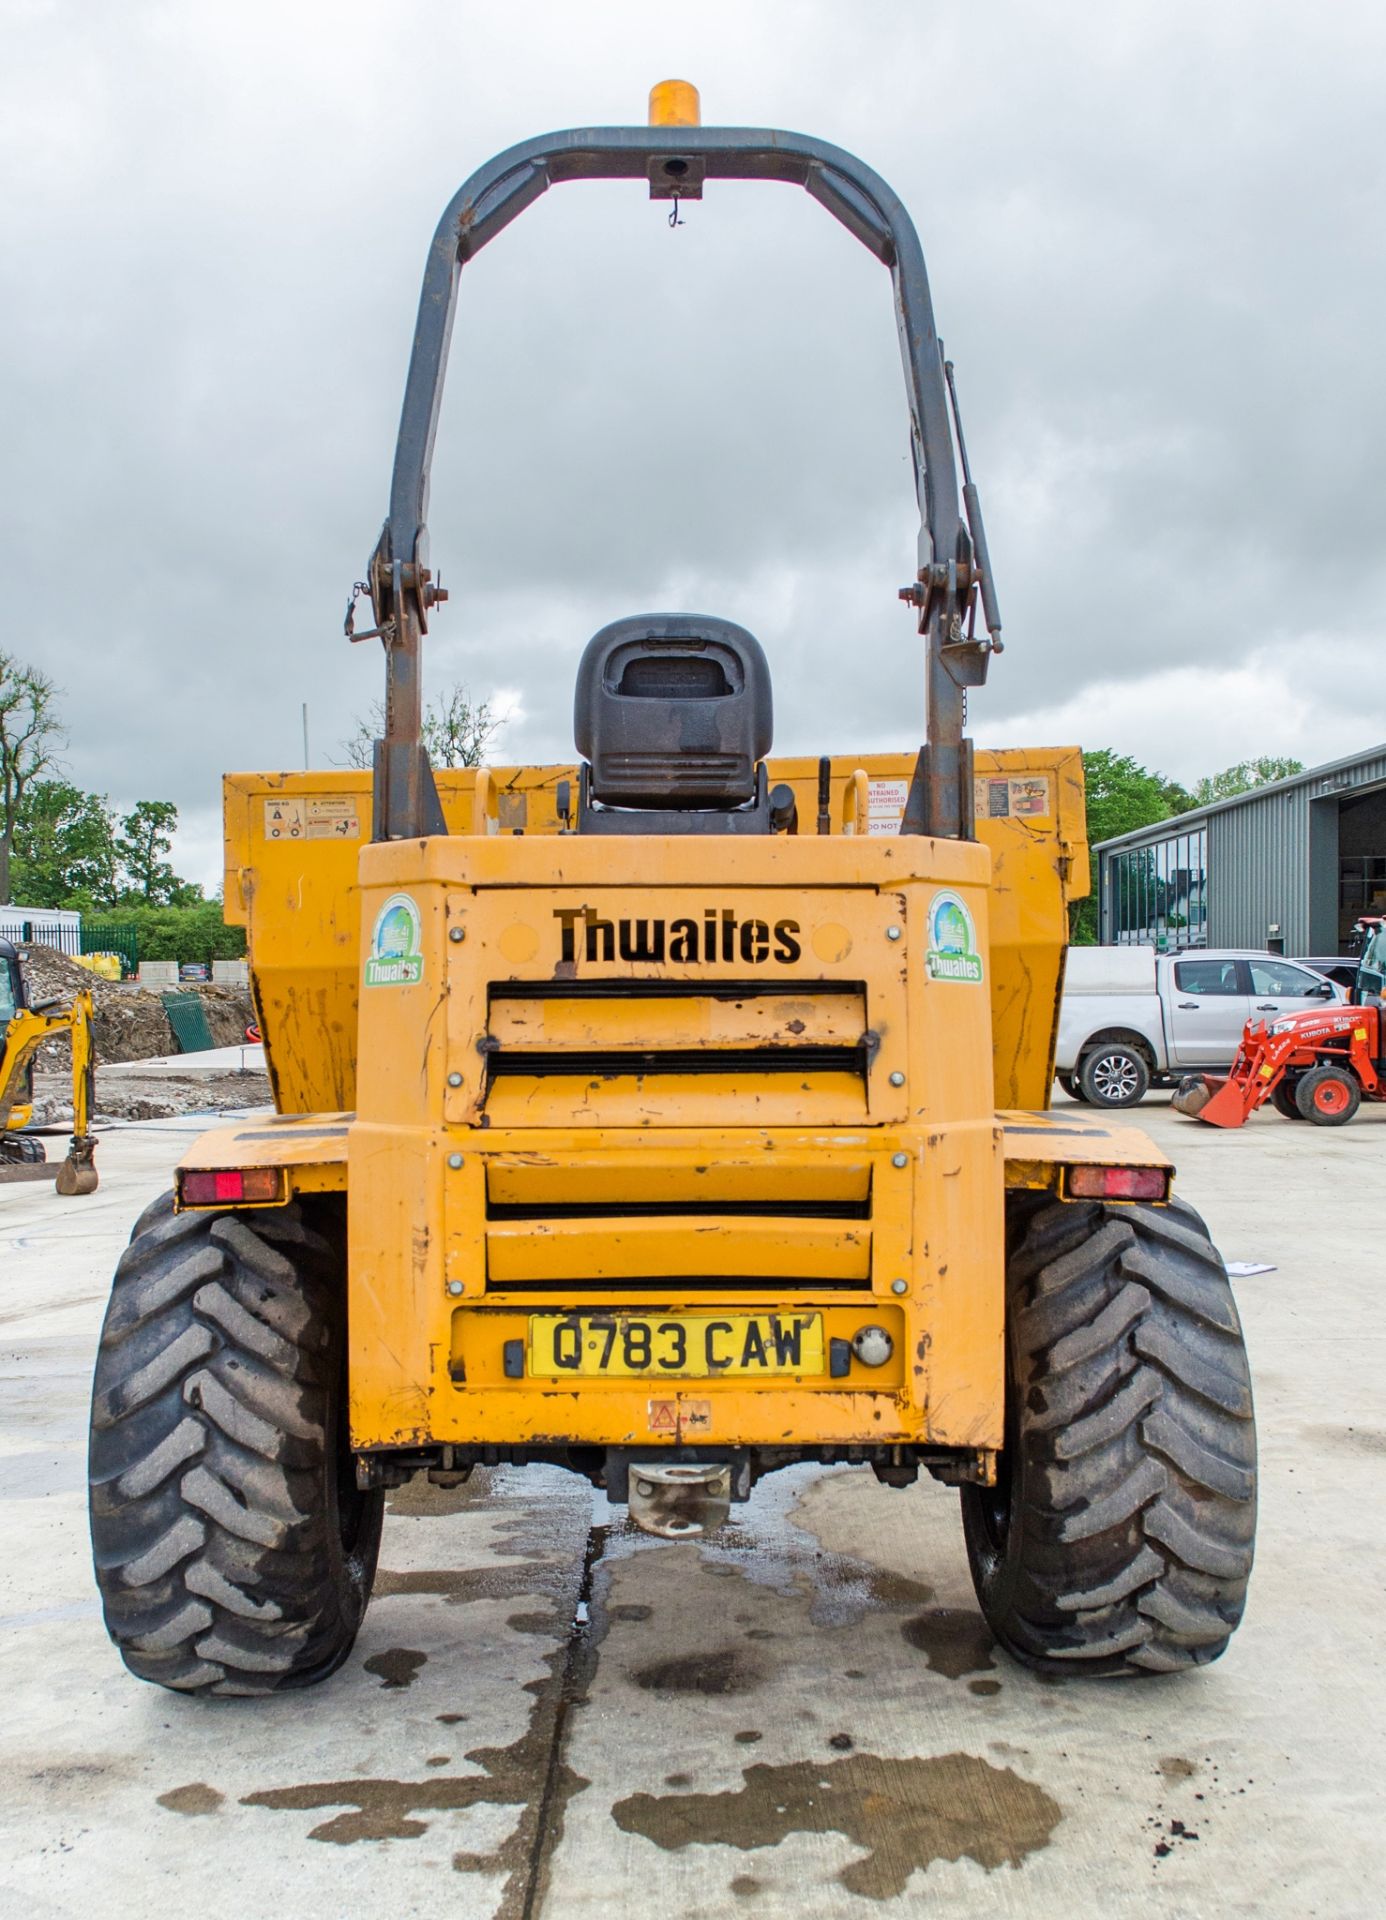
[306,795,362,840]
[648,1400,677,1434]
[974,775,1052,820]
[866,778,909,837]
[263,798,305,840]
[681,1401,713,1436]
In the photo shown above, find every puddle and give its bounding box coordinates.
[363,1647,427,1690]
[901,1608,997,1679]
[633,1648,764,1696]
[157,1783,224,1816]
[612,1750,1062,1899]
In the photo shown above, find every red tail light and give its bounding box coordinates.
[180,1167,283,1206]
[1068,1164,1168,1201]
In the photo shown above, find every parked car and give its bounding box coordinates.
[1291,955,1360,993]
[178,963,209,982]
[1055,947,1344,1108]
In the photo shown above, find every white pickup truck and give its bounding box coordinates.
[1055,946,1343,1107]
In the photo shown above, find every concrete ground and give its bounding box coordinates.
[2,1096,1383,1918]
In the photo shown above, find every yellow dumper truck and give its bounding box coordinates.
[87,88,1255,1695]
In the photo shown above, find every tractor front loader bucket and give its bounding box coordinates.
[1173,1072,1255,1127]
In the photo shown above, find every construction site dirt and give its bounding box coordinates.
[18,944,255,1068]
[2,1094,1382,1918]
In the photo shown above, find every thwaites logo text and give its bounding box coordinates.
[555,907,802,966]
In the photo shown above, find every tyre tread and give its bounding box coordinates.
[962,1195,1256,1675]
[88,1191,382,1696]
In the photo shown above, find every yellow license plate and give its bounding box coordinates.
[526,1312,825,1379]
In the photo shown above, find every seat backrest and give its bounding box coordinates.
[574,613,773,809]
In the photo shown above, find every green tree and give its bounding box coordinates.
[116,800,198,905]
[114,900,244,966]
[9,780,118,907]
[340,685,505,771]
[1071,750,1193,943]
[1190,756,1305,807]
[0,650,65,904]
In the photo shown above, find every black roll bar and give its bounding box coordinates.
[362,124,998,841]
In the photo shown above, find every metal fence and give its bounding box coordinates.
[0,918,141,978]
[81,924,140,978]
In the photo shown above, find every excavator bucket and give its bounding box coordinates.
[55,1134,99,1195]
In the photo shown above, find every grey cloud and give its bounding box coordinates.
[4,0,1384,883]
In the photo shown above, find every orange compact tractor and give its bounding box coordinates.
[1174,923,1386,1128]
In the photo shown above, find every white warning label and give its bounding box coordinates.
[306,796,361,840]
[866,778,909,837]
[263,798,305,840]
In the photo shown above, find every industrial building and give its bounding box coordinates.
[1094,745,1386,955]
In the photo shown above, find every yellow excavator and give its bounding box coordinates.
[0,937,99,1194]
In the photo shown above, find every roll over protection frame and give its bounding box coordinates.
[363,124,1000,843]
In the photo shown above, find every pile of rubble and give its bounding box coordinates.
[17,943,270,1123]
[31,1065,270,1125]
[19,944,255,1064]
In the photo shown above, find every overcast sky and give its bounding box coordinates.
[5,0,1384,889]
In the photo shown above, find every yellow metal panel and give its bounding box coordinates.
[488,988,867,1051]
[485,1215,870,1283]
[178,1115,350,1170]
[484,1152,872,1209]
[482,1069,869,1131]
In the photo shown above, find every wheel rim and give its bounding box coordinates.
[1314,1078,1351,1115]
[1090,1053,1140,1102]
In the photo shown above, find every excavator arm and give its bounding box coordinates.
[0,988,99,1194]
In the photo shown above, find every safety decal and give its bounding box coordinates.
[925,890,984,985]
[365,892,424,988]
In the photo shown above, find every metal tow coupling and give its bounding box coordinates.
[628,1462,731,1538]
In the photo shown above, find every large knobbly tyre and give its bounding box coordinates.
[961,1195,1256,1675]
[88,1193,383,1695]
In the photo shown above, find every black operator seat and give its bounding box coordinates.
[572,613,790,835]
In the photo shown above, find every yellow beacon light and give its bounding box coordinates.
[649,79,701,128]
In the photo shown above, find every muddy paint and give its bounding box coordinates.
[157,1783,224,1816]
[363,1647,427,1689]
[901,1608,998,1679]
[1159,1756,1198,1781]
[613,1752,1062,1900]
[633,1648,764,1696]
[731,1876,766,1898]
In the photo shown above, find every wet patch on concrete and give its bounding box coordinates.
[363,1647,427,1690]
[969,1679,1002,1697]
[387,1475,488,1517]
[157,1783,224,1816]
[374,1564,549,1609]
[609,1602,653,1622]
[730,1875,766,1897]
[243,1675,589,1915]
[612,1751,1062,1899]
[633,1647,764,1696]
[734,1730,763,1745]
[901,1608,997,1679]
